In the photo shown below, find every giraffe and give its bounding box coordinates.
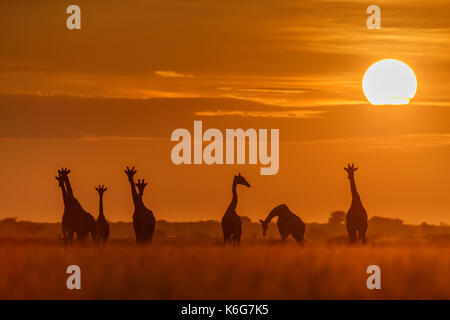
[344,163,368,244]
[55,171,74,245]
[259,204,305,244]
[125,167,156,244]
[94,185,110,245]
[58,168,96,243]
[221,173,251,245]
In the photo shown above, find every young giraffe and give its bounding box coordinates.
[55,171,74,245]
[59,168,96,243]
[221,173,251,245]
[125,167,156,244]
[344,163,368,244]
[95,185,110,245]
[259,204,305,244]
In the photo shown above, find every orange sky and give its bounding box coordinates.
[1,0,450,224]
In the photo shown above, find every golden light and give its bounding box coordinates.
[362,59,417,105]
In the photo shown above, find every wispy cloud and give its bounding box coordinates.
[195,109,326,119]
[217,87,312,94]
[0,136,168,142]
[154,71,195,78]
[77,135,167,142]
[294,134,450,151]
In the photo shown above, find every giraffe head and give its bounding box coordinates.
[58,167,71,179]
[344,163,358,180]
[259,219,269,236]
[125,166,137,181]
[234,173,251,188]
[135,179,148,196]
[95,185,108,196]
[55,172,65,188]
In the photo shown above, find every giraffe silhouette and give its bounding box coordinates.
[344,163,368,244]
[58,168,96,243]
[221,173,250,245]
[94,185,110,245]
[125,167,155,244]
[259,204,305,244]
[55,171,74,245]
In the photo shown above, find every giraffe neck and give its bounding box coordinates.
[59,184,69,207]
[129,178,141,209]
[349,176,360,201]
[264,212,277,223]
[228,182,238,213]
[264,205,283,223]
[138,192,146,208]
[64,176,74,197]
[98,195,105,219]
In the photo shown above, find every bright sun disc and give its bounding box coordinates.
[362,59,417,105]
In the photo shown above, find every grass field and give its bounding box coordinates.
[0,242,449,299]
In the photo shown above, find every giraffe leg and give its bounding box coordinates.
[67,231,74,245]
[348,229,357,244]
[358,229,367,244]
[223,232,231,245]
[280,230,289,243]
[77,231,88,244]
[223,224,235,245]
[149,226,155,244]
[293,233,304,245]
[232,234,240,246]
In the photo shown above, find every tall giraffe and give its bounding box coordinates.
[59,168,96,243]
[125,167,155,244]
[344,163,368,244]
[95,185,110,245]
[221,173,251,245]
[55,171,74,245]
[259,204,305,244]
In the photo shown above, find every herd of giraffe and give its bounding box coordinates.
[55,163,368,245]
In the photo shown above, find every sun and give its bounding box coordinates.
[362,59,417,105]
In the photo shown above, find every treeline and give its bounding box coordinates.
[1,215,449,245]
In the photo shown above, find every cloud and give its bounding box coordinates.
[76,135,167,142]
[194,109,326,119]
[0,136,167,142]
[154,71,195,78]
[293,134,450,151]
[217,87,313,94]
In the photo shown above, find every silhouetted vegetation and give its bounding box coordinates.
[328,211,346,225]
[1,216,449,245]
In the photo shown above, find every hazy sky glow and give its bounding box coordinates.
[1,0,450,224]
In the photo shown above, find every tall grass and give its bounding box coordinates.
[0,243,448,299]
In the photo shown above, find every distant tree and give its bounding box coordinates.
[0,217,18,225]
[328,211,345,225]
[369,217,405,236]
